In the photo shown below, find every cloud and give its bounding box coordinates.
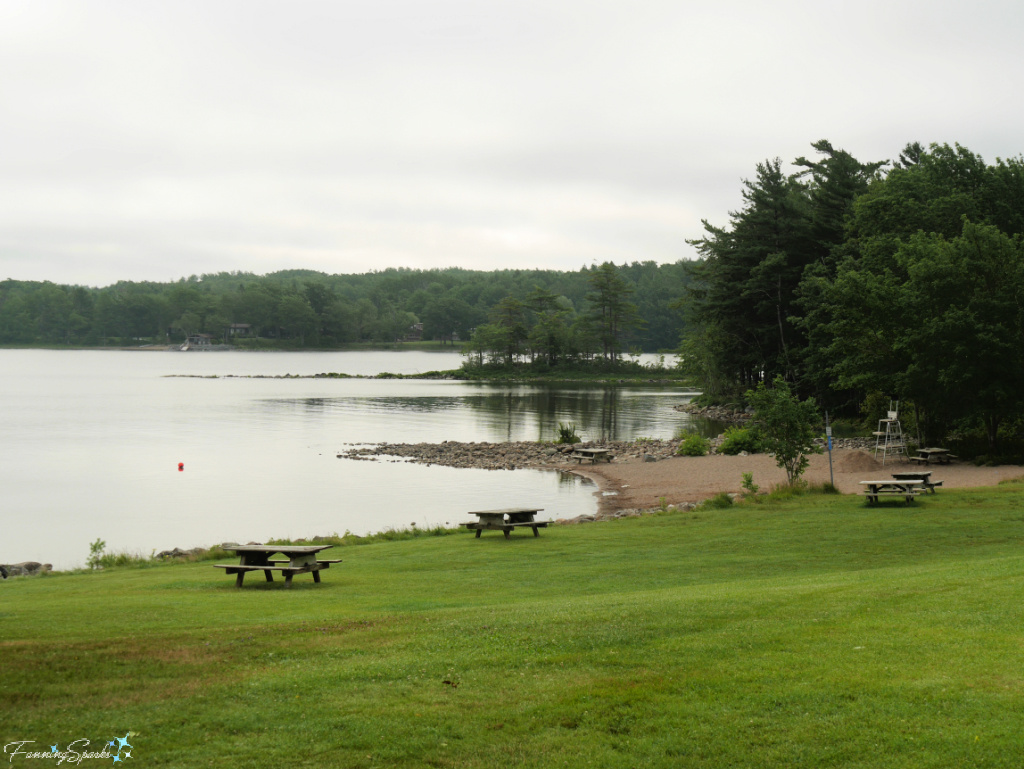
[2,0,1023,286]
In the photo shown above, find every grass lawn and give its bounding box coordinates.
[3,483,1024,767]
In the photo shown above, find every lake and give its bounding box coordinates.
[0,349,700,570]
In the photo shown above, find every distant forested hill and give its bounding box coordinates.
[0,261,692,352]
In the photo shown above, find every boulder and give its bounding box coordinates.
[1,562,51,577]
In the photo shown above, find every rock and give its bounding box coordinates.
[156,548,187,559]
[1,561,50,577]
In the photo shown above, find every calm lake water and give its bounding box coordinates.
[0,350,700,570]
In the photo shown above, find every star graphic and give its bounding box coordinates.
[51,746,58,753]
[124,751,131,759]
[113,757,121,764]
[116,734,133,751]
[108,740,117,748]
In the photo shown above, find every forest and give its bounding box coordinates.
[0,260,689,354]
[682,140,1024,455]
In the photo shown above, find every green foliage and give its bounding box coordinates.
[676,433,710,456]
[717,426,762,455]
[0,262,690,352]
[556,422,582,444]
[84,538,155,570]
[681,140,1024,451]
[747,376,823,484]
[699,491,735,509]
[584,262,645,362]
[741,472,759,496]
[86,538,106,570]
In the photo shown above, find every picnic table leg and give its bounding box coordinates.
[235,571,245,588]
[475,529,482,538]
[313,570,321,583]
[264,570,274,582]
[284,572,294,588]
[531,525,540,537]
[503,529,511,539]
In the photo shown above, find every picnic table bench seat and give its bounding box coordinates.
[861,489,920,499]
[461,520,549,538]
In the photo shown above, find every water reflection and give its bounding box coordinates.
[259,384,709,443]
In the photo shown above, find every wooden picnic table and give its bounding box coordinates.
[461,508,549,538]
[570,447,612,464]
[890,471,943,494]
[860,480,920,504]
[214,544,341,587]
[910,447,957,465]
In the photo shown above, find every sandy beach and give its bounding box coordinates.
[571,450,1024,514]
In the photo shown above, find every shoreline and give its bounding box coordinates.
[338,441,1024,517]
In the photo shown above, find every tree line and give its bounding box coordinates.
[0,261,689,353]
[682,140,1024,453]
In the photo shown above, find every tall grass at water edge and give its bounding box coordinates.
[4,481,1024,767]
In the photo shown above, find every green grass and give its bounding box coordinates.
[5,484,1024,766]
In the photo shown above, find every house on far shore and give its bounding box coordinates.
[228,323,253,337]
[186,333,214,347]
[403,323,424,342]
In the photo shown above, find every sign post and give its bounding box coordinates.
[825,411,834,487]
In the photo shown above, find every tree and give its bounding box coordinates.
[421,295,474,344]
[276,294,317,344]
[584,263,642,363]
[747,376,822,484]
[525,285,573,365]
[485,297,528,365]
[684,158,811,390]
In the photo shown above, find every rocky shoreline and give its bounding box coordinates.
[336,434,876,471]
[337,439,685,470]
[673,402,751,422]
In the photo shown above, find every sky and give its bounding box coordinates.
[2,0,1023,288]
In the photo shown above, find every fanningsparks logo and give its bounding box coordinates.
[4,733,134,765]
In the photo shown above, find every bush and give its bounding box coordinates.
[717,427,761,455]
[747,377,822,484]
[677,433,710,456]
[556,423,582,444]
[699,492,735,509]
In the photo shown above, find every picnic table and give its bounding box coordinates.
[909,447,958,465]
[214,544,341,587]
[461,508,549,538]
[890,470,943,494]
[860,480,920,504]
[570,447,612,464]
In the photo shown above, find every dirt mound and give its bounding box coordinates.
[833,450,882,473]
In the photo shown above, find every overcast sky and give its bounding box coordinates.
[2,0,1022,287]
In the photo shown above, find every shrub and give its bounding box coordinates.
[747,377,822,483]
[556,423,582,444]
[677,433,710,456]
[717,427,761,455]
[86,539,106,570]
[700,492,734,509]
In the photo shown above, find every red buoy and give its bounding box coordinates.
[178,462,184,471]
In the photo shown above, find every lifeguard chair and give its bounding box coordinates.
[873,401,906,465]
